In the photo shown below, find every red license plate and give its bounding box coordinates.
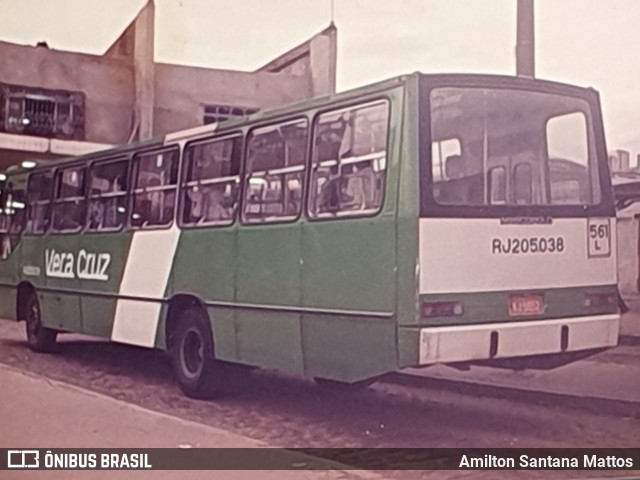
[509,294,544,316]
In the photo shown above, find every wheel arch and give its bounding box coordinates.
[163,293,210,352]
[16,281,36,321]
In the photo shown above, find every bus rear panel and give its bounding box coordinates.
[399,75,619,369]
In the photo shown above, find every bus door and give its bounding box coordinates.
[235,119,308,371]
[43,166,85,332]
[77,158,131,337]
[0,180,26,319]
[300,99,397,380]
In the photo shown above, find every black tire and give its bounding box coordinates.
[313,377,375,391]
[22,291,57,353]
[170,307,223,399]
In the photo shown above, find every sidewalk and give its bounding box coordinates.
[0,363,371,480]
[407,309,640,405]
[407,354,640,404]
[621,296,640,340]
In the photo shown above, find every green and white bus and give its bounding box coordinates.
[0,73,620,397]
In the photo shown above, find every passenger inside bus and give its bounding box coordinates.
[186,184,234,224]
[87,172,127,230]
[87,201,104,230]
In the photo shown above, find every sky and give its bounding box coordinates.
[1,0,640,162]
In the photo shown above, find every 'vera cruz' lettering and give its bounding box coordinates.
[45,249,75,279]
[77,250,111,281]
[44,249,110,281]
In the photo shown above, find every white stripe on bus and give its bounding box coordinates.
[418,218,617,294]
[164,123,218,143]
[111,227,181,347]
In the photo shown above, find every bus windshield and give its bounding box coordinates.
[429,87,602,209]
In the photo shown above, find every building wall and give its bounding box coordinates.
[0,31,334,145]
[258,24,337,98]
[0,40,134,144]
[153,64,309,135]
[0,1,337,169]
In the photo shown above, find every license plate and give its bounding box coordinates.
[509,294,544,316]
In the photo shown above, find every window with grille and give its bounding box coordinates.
[203,104,258,125]
[0,83,85,140]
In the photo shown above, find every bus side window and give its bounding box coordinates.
[51,166,87,233]
[0,183,13,237]
[25,171,54,235]
[181,135,241,227]
[0,182,26,259]
[309,100,389,219]
[87,158,129,232]
[242,119,308,223]
[130,147,179,229]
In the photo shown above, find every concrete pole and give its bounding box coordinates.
[133,0,156,140]
[516,0,535,77]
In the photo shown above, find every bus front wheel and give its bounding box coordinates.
[22,291,57,353]
[170,308,223,399]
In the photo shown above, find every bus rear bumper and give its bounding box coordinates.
[415,314,620,365]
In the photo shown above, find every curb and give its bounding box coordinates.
[384,372,640,420]
[620,335,640,346]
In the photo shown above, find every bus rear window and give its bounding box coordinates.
[428,87,601,209]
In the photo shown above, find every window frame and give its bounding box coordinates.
[306,97,392,222]
[0,181,26,259]
[84,156,131,234]
[419,75,615,219]
[128,145,181,231]
[545,111,601,207]
[178,132,244,230]
[24,169,55,236]
[202,104,259,125]
[1,82,85,140]
[50,164,88,234]
[240,116,310,226]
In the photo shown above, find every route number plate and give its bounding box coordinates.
[587,218,611,258]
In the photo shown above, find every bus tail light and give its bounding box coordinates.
[584,292,617,308]
[421,301,463,318]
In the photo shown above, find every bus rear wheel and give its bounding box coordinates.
[170,307,223,399]
[22,291,57,353]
